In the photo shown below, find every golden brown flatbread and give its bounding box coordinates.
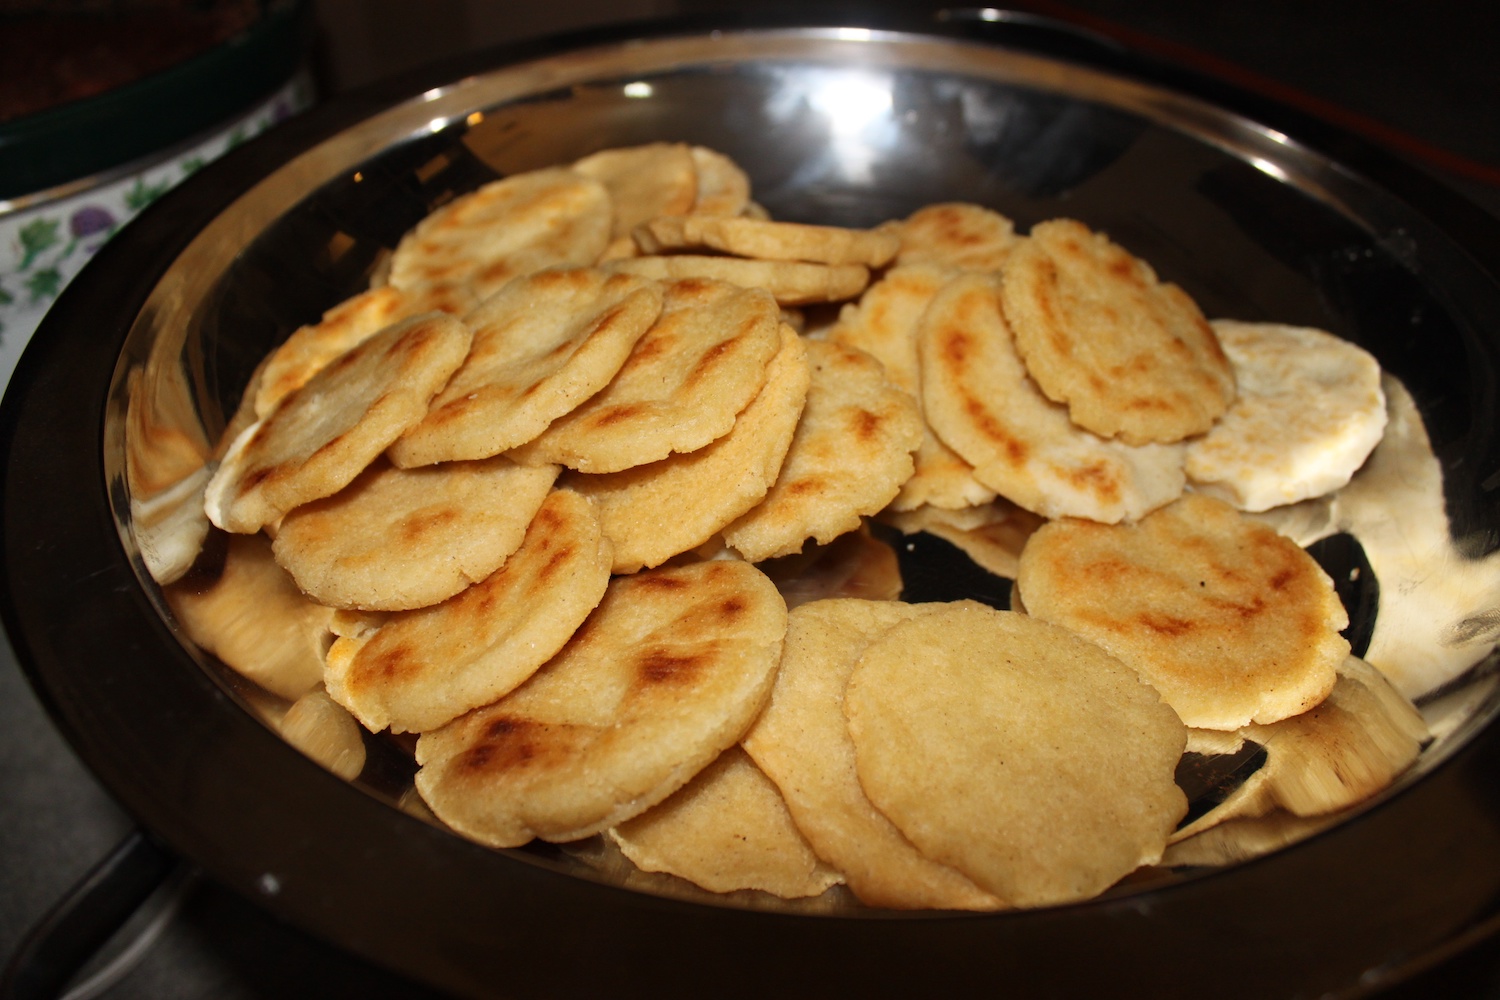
[880,499,1046,580]
[827,264,997,510]
[919,272,1185,523]
[757,525,904,611]
[688,146,752,217]
[844,602,1187,907]
[609,746,844,899]
[323,488,613,734]
[278,688,367,780]
[1000,219,1235,445]
[1169,656,1426,842]
[882,202,1019,272]
[634,215,899,267]
[204,312,473,534]
[606,255,871,306]
[724,340,922,562]
[255,284,477,419]
[573,142,698,238]
[742,599,1004,909]
[566,325,810,573]
[413,559,788,847]
[272,456,558,611]
[387,168,612,299]
[509,277,782,473]
[1015,493,1349,730]
[387,268,663,467]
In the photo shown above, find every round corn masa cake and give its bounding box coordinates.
[164,532,332,701]
[566,324,810,573]
[741,599,1004,910]
[1185,320,1387,512]
[880,499,1046,580]
[609,746,844,899]
[272,456,559,611]
[1169,656,1426,843]
[413,559,788,847]
[509,277,782,473]
[573,142,698,238]
[328,607,388,641]
[724,340,922,562]
[1000,219,1235,444]
[388,268,664,467]
[324,488,613,734]
[827,265,955,396]
[918,272,1185,523]
[254,283,477,419]
[895,408,999,510]
[1162,811,1342,869]
[606,255,871,306]
[757,524,904,611]
[688,146,751,217]
[596,234,640,263]
[387,167,612,299]
[1015,492,1349,730]
[633,215,899,267]
[203,312,473,534]
[843,602,1188,908]
[827,264,996,511]
[882,202,1019,272]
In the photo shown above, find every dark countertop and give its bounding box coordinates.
[3,1,1497,997]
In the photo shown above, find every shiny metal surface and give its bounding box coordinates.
[12,16,1500,998]
[113,20,1500,752]
[110,26,1433,355]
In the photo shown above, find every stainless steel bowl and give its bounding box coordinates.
[6,13,1500,998]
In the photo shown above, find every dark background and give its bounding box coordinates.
[3,0,1498,996]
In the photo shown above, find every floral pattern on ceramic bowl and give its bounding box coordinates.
[0,73,313,395]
